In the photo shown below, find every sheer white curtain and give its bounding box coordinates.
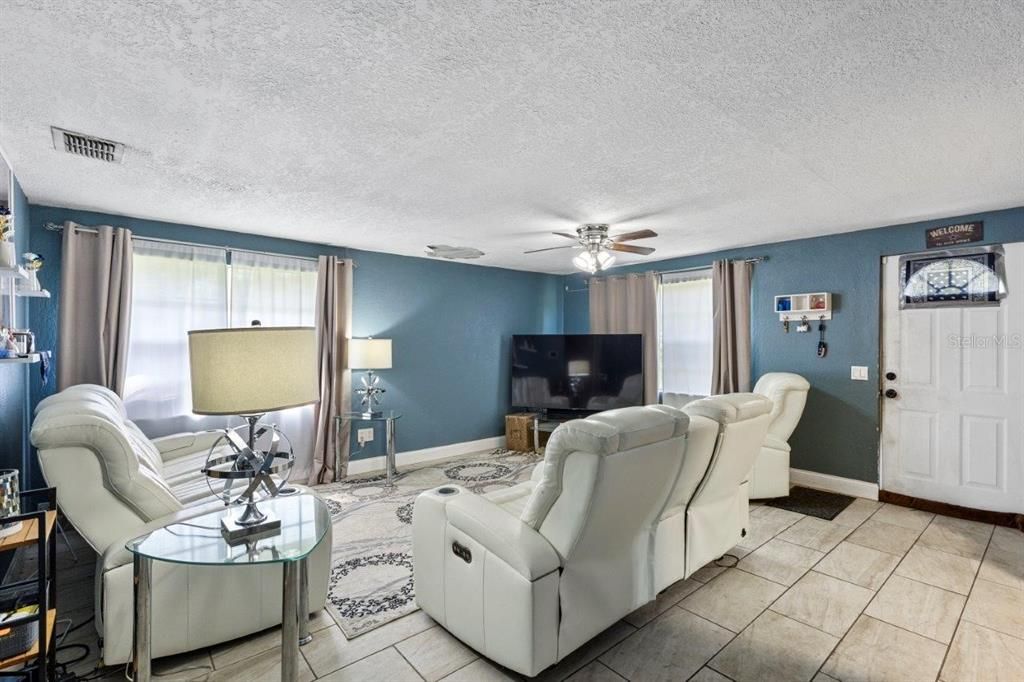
[230,251,319,478]
[660,270,714,396]
[230,251,317,327]
[123,241,229,436]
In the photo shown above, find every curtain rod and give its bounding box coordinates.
[42,221,355,267]
[564,256,766,292]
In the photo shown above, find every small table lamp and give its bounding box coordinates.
[349,337,392,417]
[188,326,318,540]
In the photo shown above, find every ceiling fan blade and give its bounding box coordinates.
[524,245,580,254]
[608,243,656,255]
[611,229,658,242]
[552,231,579,240]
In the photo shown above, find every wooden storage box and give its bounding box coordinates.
[505,413,538,452]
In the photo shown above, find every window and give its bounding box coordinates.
[659,269,713,396]
[229,251,317,327]
[899,247,1006,309]
[124,241,319,472]
[124,241,228,436]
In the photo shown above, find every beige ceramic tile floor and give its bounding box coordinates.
[38,498,1024,681]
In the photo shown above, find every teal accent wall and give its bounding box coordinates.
[347,247,563,458]
[0,175,32,477]
[27,206,563,467]
[563,206,1024,484]
[25,199,1023,485]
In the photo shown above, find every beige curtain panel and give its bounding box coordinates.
[310,255,354,484]
[711,259,753,394]
[57,222,133,394]
[589,272,659,405]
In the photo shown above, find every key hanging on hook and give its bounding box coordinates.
[817,316,828,358]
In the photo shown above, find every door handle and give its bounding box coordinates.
[884,389,898,399]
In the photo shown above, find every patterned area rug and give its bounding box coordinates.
[314,448,541,638]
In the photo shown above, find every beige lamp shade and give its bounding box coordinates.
[349,338,392,370]
[568,360,591,376]
[188,326,319,415]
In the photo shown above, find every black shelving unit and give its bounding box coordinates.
[0,487,57,681]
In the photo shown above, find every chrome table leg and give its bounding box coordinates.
[385,417,397,487]
[298,558,312,645]
[282,560,300,682]
[132,554,152,682]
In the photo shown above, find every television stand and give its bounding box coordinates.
[531,411,582,452]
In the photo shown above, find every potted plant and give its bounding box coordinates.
[0,208,14,269]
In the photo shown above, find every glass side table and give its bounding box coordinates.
[335,411,402,486]
[126,494,330,682]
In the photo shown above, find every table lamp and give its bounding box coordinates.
[188,325,318,541]
[349,337,392,417]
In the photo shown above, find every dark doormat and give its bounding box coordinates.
[765,486,855,520]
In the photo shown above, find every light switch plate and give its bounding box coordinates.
[357,427,374,445]
[851,366,869,381]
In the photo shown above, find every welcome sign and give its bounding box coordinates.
[926,221,983,248]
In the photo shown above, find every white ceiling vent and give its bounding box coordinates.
[51,127,125,163]
[426,244,485,260]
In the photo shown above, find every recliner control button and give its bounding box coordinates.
[452,541,472,563]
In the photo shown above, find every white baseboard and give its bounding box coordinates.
[345,435,507,476]
[790,467,880,501]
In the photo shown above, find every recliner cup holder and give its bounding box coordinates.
[436,486,459,496]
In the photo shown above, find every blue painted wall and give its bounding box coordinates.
[563,206,1024,484]
[348,248,562,458]
[0,175,32,478]
[27,206,562,465]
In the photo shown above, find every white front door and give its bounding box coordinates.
[880,243,1024,513]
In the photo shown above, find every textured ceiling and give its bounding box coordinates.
[1,1,1022,273]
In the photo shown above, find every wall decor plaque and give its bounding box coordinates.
[926,221,983,248]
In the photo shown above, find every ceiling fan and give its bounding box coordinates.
[524,224,658,273]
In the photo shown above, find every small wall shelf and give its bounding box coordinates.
[0,266,48,298]
[0,353,40,364]
[774,292,832,321]
[0,265,28,281]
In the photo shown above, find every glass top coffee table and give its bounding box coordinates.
[126,493,330,682]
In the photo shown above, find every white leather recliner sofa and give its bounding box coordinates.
[413,405,688,676]
[30,384,332,666]
[653,393,773,590]
[749,373,810,499]
[662,372,810,500]
[412,397,772,677]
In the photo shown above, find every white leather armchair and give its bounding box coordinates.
[749,373,810,498]
[413,405,690,677]
[30,384,332,666]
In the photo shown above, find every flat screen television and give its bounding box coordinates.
[510,334,643,413]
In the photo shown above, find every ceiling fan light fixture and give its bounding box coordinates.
[573,249,616,274]
[529,223,655,272]
[573,250,597,273]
